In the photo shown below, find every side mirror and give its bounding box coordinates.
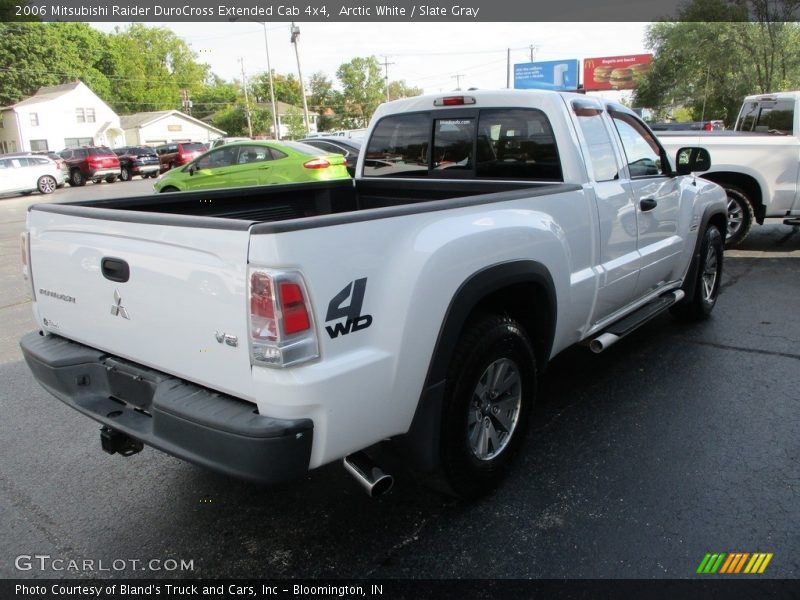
[675,147,711,175]
[188,164,197,176]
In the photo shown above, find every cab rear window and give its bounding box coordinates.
[364,109,562,181]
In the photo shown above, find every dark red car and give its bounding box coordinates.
[58,146,121,186]
[155,142,206,173]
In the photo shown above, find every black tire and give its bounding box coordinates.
[148,172,159,179]
[671,226,724,321]
[37,175,57,194]
[70,169,85,187]
[105,175,117,183]
[159,186,180,193]
[21,191,33,196]
[723,185,754,248]
[119,167,131,182]
[439,314,537,498]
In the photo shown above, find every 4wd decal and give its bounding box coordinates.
[325,278,373,339]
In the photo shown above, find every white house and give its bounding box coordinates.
[121,110,225,146]
[0,81,123,154]
[254,101,319,139]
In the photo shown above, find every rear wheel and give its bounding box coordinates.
[37,175,57,194]
[119,167,131,181]
[105,175,117,183]
[70,169,85,187]
[723,185,754,247]
[159,186,179,193]
[439,314,536,498]
[671,226,724,321]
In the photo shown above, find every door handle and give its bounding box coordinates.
[640,198,658,212]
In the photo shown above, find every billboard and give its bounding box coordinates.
[583,54,653,91]
[514,59,579,91]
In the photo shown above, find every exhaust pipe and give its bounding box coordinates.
[589,332,620,354]
[343,451,394,497]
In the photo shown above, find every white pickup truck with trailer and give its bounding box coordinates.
[658,91,800,246]
[20,90,726,498]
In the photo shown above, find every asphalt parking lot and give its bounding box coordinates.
[0,180,798,580]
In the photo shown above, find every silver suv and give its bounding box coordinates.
[0,153,66,196]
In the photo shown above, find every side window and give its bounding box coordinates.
[433,118,474,171]
[476,109,562,181]
[0,159,8,170]
[268,147,287,160]
[610,111,667,177]
[364,113,430,178]
[236,145,272,164]
[572,102,619,182]
[196,147,238,169]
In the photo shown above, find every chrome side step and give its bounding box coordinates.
[589,289,685,353]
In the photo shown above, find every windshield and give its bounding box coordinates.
[281,141,329,156]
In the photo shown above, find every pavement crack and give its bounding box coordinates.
[0,468,85,559]
[0,299,32,310]
[720,262,756,290]
[365,512,441,576]
[687,339,800,361]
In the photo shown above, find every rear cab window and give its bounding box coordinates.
[364,108,562,181]
[736,98,795,135]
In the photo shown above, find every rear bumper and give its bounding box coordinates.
[132,164,159,175]
[20,332,313,484]
[87,168,121,179]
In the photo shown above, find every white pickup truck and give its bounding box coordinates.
[658,91,800,246]
[20,90,727,498]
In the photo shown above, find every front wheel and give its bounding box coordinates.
[105,175,117,183]
[671,226,723,321]
[439,314,537,498]
[37,175,57,194]
[119,167,131,182]
[159,186,180,193]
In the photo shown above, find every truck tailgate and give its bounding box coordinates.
[27,207,256,402]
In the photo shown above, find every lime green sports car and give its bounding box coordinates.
[153,140,350,193]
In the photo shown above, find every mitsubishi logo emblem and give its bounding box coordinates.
[110,289,130,319]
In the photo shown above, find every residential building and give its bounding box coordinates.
[0,81,123,153]
[121,110,225,146]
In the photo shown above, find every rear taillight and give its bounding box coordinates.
[303,158,331,169]
[249,268,318,368]
[20,232,34,298]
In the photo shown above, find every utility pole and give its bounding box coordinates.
[290,22,311,135]
[180,89,192,116]
[382,56,395,102]
[452,74,465,90]
[239,58,253,138]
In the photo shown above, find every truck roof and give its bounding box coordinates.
[743,91,800,102]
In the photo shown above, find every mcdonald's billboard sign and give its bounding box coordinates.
[583,54,653,91]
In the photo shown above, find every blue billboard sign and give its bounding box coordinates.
[514,59,579,91]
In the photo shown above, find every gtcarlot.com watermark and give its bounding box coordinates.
[14,554,194,573]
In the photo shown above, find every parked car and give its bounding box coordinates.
[300,137,361,176]
[155,142,206,172]
[649,120,724,131]
[113,146,160,181]
[210,137,250,149]
[0,153,66,196]
[58,147,121,186]
[153,141,349,193]
[20,151,68,187]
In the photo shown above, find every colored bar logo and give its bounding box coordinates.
[697,552,773,574]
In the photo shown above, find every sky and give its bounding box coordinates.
[92,22,650,100]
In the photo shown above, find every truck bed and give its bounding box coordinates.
[31,179,559,226]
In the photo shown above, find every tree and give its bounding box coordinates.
[209,103,271,137]
[336,56,385,128]
[283,107,306,139]
[192,75,240,120]
[104,24,208,113]
[253,71,302,107]
[0,22,112,106]
[387,80,423,101]
[634,0,800,124]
